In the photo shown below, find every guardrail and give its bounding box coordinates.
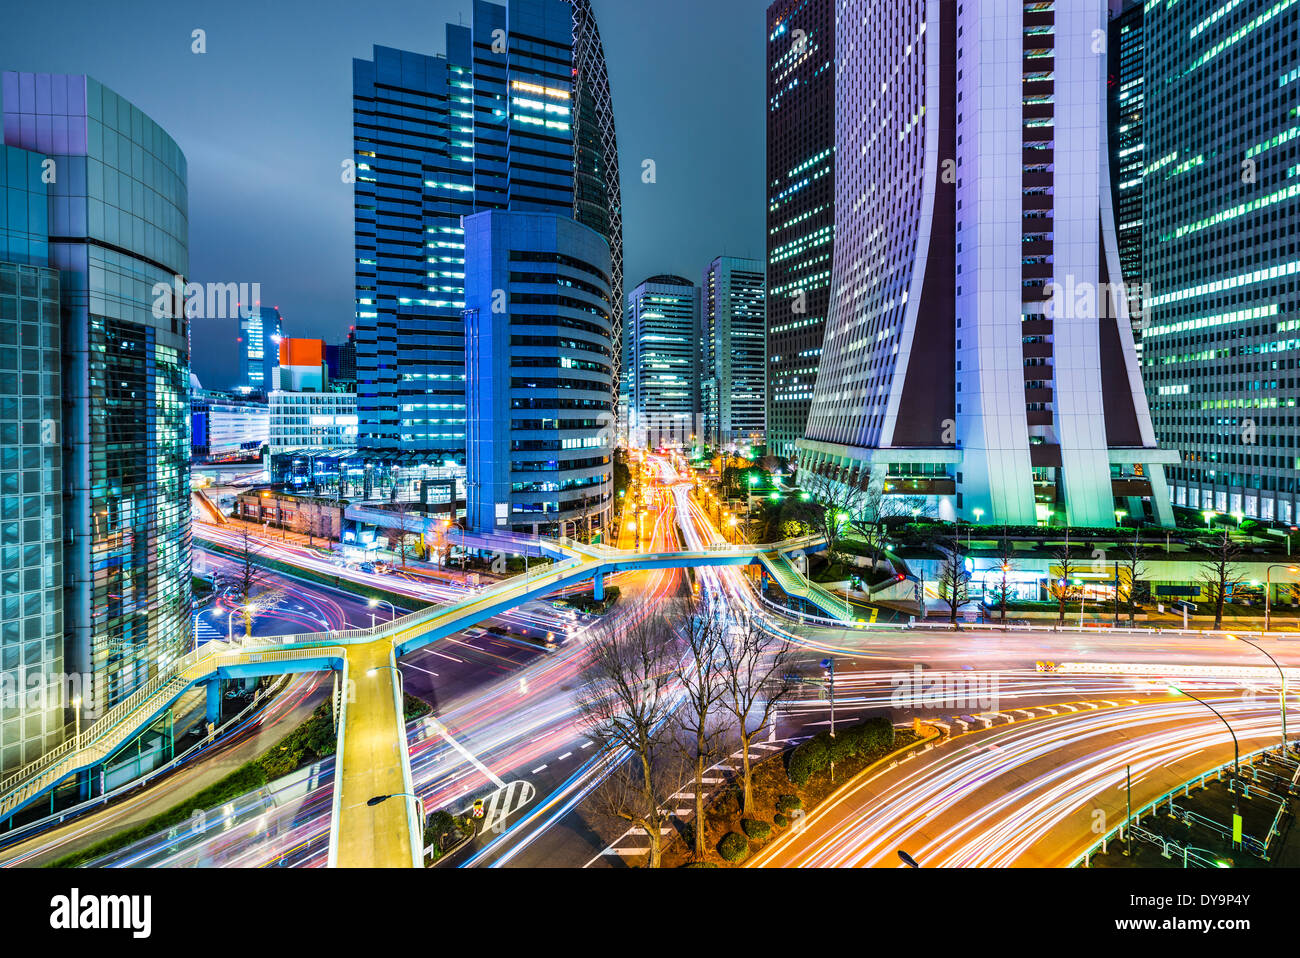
[1073,743,1290,867]
[0,644,348,823]
[0,673,292,847]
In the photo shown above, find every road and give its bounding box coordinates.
[750,688,1292,867]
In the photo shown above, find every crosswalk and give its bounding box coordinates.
[589,740,789,864]
[466,778,537,836]
[193,613,223,647]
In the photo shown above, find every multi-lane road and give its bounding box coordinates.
[13,456,1299,868]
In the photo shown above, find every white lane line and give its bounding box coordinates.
[425,717,506,789]
[402,662,440,678]
[532,765,548,774]
[432,651,465,663]
[558,751,573,761]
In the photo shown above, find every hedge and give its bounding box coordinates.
[774,813,789,829]
[786,717,896,786]
[776,794,802,812]
[718,831,750,863]
[741,818,772,842]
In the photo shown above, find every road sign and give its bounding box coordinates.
[1232,813,1243,845]
[467,779,537,834]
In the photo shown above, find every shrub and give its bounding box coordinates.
[741,818,772,842]
[786,737,829,785]
[718,831,750,863]
[774,813,789,829]
[776,794,802,812]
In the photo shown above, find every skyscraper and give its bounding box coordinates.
[1141,0,1300,523]
[798,1,1176,528]
[352,0,621,471]
[702,256,766,447]
[0,144,64,774]
[626,275,699,449]
[1108,0,1145,353]
[2,73,192,742]
[765,0,835,461]
[464,210,613,536]
[237,305,281,396]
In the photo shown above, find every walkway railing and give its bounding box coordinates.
[1073,743,1291,867]
[0,643,347,823]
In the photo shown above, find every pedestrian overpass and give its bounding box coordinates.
[0,534,835,866]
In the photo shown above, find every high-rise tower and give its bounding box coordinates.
[1141,0,1300,523]
[353,0,621,469]
[766,0,836,461]
[2,73,192,748]
[798,1,1176,528]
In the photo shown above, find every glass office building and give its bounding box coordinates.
[625,275,699,450]
[1142,0,1300,523]
[237,306,282,396]
[464,210,613,536]
[353,0,621,470]
[798,1,1176,528]
[2,73,191,730]
[1108,0,1145,350]
[702,256,766,447]
[766,0,835,461]
[0,144,64,774]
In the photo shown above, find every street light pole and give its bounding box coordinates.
[1264,564,1298,631]
[1170,685,1239,785]
[1227,634,1288,756]
[821,657,836,739]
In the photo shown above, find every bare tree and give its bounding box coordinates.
[214,528,285,639]
[385,498,421,568]
[1118,527,1148,627]
[933,533,971,627]
[1199,530,1245,630]
[986,530,1015,623]
[789,468,871,563]
[718,611,796,816]
[576,609,682,868]
[674,594,727,859]
[1050,531,1083,626]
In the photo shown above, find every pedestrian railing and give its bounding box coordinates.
[1074,745,1288,867]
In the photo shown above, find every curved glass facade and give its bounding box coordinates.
[2,73,191,731]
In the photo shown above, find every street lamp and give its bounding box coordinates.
[1169,685,1239,785]
[1202,509,1218,530]
[1225,634,1288,755]
[369,597,396,629]
[1115,508,1127,526]
[365,791,424,837]
[1264,564,1298,631]
[226,607,247,644]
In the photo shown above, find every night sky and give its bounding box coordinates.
[0,0,770,389]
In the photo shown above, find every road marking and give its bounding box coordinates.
[425,717,506,788]
[558,751,573,761]
[432,651,465,663]
[531,765,547,773]
[402,662,440,678]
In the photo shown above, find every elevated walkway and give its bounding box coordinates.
[0,531,836,863]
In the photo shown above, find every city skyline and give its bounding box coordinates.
[0,0,769,391]
[0,0,1298,911]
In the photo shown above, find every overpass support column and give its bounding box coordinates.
[593,571,605,602]
[205,680,221,726]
